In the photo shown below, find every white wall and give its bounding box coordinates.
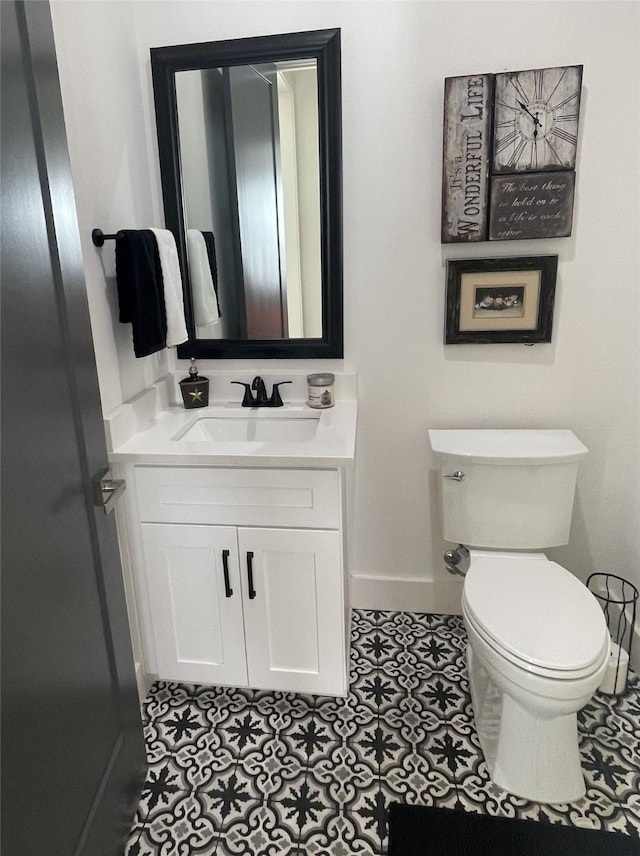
[51,2,640,620]
[51,0,169,414]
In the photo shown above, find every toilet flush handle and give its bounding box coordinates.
[444,471,466,482]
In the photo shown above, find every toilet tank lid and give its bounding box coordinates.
[428,429,588,464]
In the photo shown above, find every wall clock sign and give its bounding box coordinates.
[441,64,583,243]
[493,65,583,174]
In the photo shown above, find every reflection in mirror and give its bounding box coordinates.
[151,29,342,359]
[176,62,321,341]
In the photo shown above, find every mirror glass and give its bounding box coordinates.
[151,29,343,359]
[176,60,321,341]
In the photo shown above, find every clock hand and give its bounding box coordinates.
[518,100,541,125]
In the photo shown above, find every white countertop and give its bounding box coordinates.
[108,400,357,468]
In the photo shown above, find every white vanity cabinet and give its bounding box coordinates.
[129,465,348,696]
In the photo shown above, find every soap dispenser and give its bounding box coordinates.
[179,357,209,409]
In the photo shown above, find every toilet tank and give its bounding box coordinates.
[429,430,588,549]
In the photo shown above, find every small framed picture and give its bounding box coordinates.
[445,255,558,344]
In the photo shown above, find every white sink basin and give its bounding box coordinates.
[107,396,356,466]
[175,412,320,443]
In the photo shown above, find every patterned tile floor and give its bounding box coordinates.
[126,609,640,854]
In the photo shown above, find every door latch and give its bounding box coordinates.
[94,468,126,515]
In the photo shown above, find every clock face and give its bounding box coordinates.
[492,65,583,173]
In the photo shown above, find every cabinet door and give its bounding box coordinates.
[238,528,346,695]
[141,524,248,686]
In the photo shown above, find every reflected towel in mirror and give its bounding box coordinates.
[201,231,221,318]
[187,229,221,325]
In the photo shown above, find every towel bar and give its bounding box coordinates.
[91,228,120,247]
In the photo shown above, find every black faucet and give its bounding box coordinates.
[231,377,292,408]
[252,376,268,405]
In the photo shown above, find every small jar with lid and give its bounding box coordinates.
[306,373,335,409]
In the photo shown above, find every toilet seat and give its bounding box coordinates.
[463,601,608,682]
[463,556,609,678]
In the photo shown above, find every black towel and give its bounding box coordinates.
[115,230,167,357]
[201,231,222,316]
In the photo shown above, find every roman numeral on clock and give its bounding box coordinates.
[550,127,577,145]
[552,91,579,112]
[507,138,528,168]
[507,74,529,103]
[533,69,544,100]
[495,129,520,153]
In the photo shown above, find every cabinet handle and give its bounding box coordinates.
[222,549,233,598]
[246,551,256,599]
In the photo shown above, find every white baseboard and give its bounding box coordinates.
[350,573,463,615]
[619,617,640,675]
[350,574,640,681]
[135,662,154,705]
[631,627,640,675]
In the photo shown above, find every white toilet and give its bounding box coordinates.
[429,429,610,804]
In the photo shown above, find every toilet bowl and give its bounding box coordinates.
[462,553,610,804]
[428,428,609,804]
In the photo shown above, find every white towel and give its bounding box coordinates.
[150,228,188,347]
[187,229,220,326]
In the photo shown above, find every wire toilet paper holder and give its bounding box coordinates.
[587,572,638,695]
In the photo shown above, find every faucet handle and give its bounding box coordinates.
[230,381,255,407]
[269,381,292,408]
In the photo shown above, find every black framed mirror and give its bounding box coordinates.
[151,28,342,359]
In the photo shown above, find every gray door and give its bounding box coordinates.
[1,3,146,854]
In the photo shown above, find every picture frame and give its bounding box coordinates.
[445,255,558,344]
